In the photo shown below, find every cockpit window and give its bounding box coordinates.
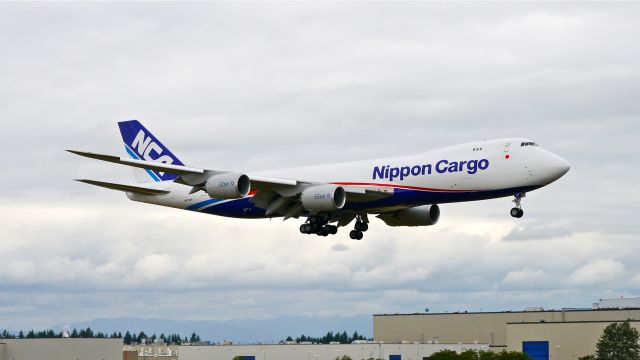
[520,141,538,147]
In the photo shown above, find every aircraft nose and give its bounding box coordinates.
[542,152,570,183]
[554,154,571,177]
[559,157,570,176]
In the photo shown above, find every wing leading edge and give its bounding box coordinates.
[68,149,392,219]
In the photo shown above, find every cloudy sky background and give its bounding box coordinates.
[1,2,640,332]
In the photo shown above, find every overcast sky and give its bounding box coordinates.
[1,2,640,331]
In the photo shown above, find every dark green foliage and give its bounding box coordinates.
[425,350,458,360]
[1,327,198,346]
[25,329,60,338]
[493,351,532,360]
[282,330,370,344]
[335,356,353,360]
[459,350,479,360]
[595,321,640,360]
[136,331,147,343]
[578,356,596,360]
[424,350,531,360]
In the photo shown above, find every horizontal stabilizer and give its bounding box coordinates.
[75,179,170,195]
[67,150,205,176]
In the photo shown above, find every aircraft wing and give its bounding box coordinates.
[69,149,392,219]
[67,150,297,189]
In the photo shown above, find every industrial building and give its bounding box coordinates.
[0,338,122,360]
[506,320,640,360]
[180,343,489,360]
[374,299,640,360]
[3,297,640,360]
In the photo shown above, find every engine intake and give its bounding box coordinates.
[300,184,346,211]
[377,204,440,227]
[205,173,251,199]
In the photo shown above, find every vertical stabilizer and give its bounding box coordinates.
[117,120,185,182]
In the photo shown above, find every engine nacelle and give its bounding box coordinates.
[377,204,440,227]
[300,184,346,211]
[205,173,251,199]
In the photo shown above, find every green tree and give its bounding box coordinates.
[459,350,479,360]
[137,331,147,343]
[123,331,132,345]
[578,356,596,360]
[425,350,530,360]
[425,350,458,360]
[335,356,352,360]
[340,331,348,343]
[495,351,531,360]
[596,321,640,360]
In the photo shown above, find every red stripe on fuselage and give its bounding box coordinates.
[330,181,473,193]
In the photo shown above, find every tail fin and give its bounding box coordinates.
[118,120,185,182]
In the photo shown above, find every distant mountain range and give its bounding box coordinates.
[54,315,372,343]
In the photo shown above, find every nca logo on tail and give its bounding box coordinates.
[131,130,175,165]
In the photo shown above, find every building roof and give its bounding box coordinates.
[374,308,640,317]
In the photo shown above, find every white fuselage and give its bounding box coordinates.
[127,138,570,218]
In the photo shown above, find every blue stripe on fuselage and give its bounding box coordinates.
[186,186,542,218]
[186,198,224,211]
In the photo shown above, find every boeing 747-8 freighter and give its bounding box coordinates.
[69,120,570,239]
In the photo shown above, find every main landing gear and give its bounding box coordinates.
[299,215,338,237]
[349,215,369,240]
[510,192,525,218]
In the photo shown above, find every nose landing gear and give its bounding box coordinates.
[510,192,525,218]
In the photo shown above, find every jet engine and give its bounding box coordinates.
[300,184,346,211]
[377,204,440,227]
[205,173,251,199]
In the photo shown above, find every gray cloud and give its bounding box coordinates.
[503,222,573,241]
[1,2,640,331]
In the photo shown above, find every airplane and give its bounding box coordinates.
[69,120,570,240]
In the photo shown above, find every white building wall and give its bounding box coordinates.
[180,343,490,360]
[1,338,122,360]
[594,297,640,309]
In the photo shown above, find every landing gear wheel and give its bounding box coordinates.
[349,230,363,240]
[300,224,307,234]
[304,224,312,233]
[355,222,368,232]
[510,192,526,219]
[328,225,338,235]
[510,207,524,218]
[319,227,329,236]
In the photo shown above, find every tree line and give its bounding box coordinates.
[283,330,371,344]
[0,328,202,345]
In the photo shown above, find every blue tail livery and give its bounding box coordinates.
[117,120,185,182]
